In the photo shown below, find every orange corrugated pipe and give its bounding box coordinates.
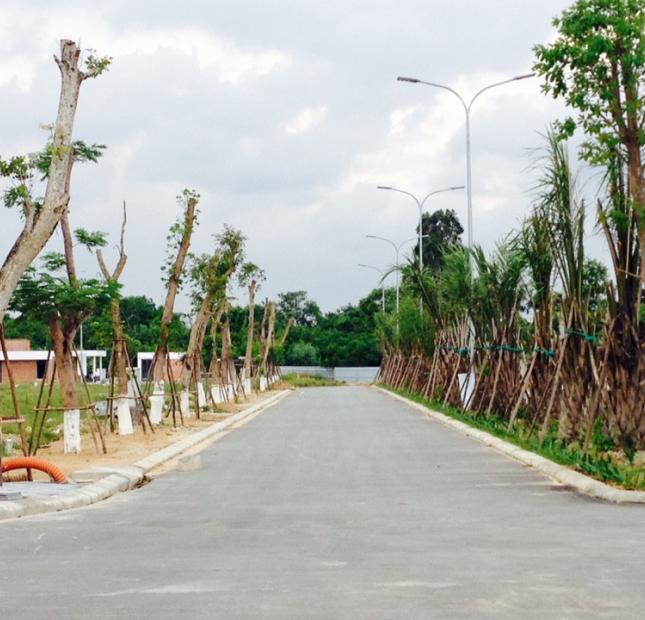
[1,456,68,484]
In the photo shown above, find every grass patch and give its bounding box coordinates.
[282,373,345,388]
[0,383,109,446]
[383,385,645,491]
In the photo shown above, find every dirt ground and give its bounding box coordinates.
[2,391,278,481]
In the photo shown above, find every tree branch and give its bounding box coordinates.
[96,248,110,280]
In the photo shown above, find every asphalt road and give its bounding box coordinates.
[1,386,644,619]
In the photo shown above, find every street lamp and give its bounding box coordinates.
[396,73,535,250]
[358,263,386,312]
[365,235,423,314]
[376,185,464,271]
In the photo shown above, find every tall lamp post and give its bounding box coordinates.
[365,235,422,314]
[358,264,386,313]
[396,73,534,250]
[377,185,464,270]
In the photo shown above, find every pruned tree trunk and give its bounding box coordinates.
[43,43,110,451]
[214,308,235,401]
[279,317,295,347]
[97,201,130,434]
[207,299,227,378]
[153,193,198,381]
[53,187,84,448]
[260,301,276,376]
[181,293,211,389]
[0,41,90,323]
[181,246,239,390]
[243,280,257,380]
[109,298,128,392]
[50,319,81,453]
[258,300,269,363]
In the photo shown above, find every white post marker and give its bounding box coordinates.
[116,397,134,435]
[197,382,207,408]
[180,390,192,418]
[457,373,475,408]
[211,385,224,404]
[149,381,165,425]
[64,409,81,454]
[127,378,137,415]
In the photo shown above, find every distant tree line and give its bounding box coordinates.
[4,289,384,368]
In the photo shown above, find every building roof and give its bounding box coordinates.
[0,349,106,362]
[0,351,50,361]
[136,352,185,362]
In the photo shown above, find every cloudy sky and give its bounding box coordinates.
[1,0,605,315]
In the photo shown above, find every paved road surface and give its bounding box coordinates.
[2,387,644,619]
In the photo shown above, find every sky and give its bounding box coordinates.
[0,0,607,316]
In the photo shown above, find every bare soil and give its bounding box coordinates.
[2,392,275,481]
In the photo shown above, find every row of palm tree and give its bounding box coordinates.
[378,129,644,456]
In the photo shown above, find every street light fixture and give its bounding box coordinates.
[376,185,464,271]
[396,73,535,250]
[365,234,426,314]
[358,263,386,312]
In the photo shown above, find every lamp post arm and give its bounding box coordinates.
[366,235,398,255]
[397,237,418,253]
[467,73,535,112]
[377,186,422,209]
[358,264,385,276]
[402,79,468,113]
[419,186,465,209]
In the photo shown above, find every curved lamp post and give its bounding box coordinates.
[366,234,425,314]
[376,185,464,271]
[358,263,386,313]
[396,73,534,249]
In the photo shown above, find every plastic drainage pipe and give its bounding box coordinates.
[1,456,68,484]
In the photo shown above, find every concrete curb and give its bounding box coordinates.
[0,390,291,522]
[376,387,645,504]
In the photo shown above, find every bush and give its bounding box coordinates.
[286,341,320,365]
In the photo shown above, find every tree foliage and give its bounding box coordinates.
[277,290,322,327]
[534,0,645,165]
[9,256,115,333]
[415,208,464,271]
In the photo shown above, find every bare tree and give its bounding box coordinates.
[151,189,199,381]
[180,227,245,398]
[279,318,295,347]
[238,263,266,383]
[0,40,110,323]
[260,301,277,377]
[78,202,131,434]
[207,298,228,380]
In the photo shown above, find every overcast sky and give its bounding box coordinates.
[1,0,606,315]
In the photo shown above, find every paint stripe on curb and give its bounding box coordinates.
[375,386,645,504]
[0,390,291,522]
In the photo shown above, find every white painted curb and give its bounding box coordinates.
[0,390,291,522]
[376,387,645,504]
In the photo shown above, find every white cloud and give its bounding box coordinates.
[0,56,36,92]
[0,0,584,312]
[388,105,421,135]
[339,95,464,194]
[284,105,329,135]
[0,6,291,91]
[109,28,291,85]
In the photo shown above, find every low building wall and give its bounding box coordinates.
[0,360,38,384]
[279,366,379,383]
